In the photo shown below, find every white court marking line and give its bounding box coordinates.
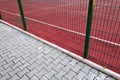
[0,0,6,1]
[1,9,120,47]
[43,1,88,10]
[24,1,88,13]
[24,2,79,13]
[24,9,44,14]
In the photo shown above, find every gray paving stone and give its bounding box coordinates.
[50,49,59,54]
[35,68,48,79]
[55,70,66,80]
[65,71,77,80]
[0,67,13,76]
[75,71,87,80]
[36,53,45,59]
[30,76,39,80]
[69,59,79,66]
[44,58,54,65]
[51,77,58,80]
[81,65,92,74]
[78,62,85,67]
[20,57,31,64]
[17,68,30,78]
[82,78,87,80]
[53,63,64,72]
[62,64,74,72]
[45,69,57,79]
[43,53,52,59]
[27,63,39,70]
[45,63,55,71]
[1,52,10,58]
[36,57,46,65]
[51,51,62,59]
[3,61,14,69]
[21,53,31,59]
[95,72,107,80]
[0,66,4,72]
[59,53,68,60]
[84,72,97,80]
[27,69,38,78]
[89,68,99,74]
[71,63,83,73]
[37,45,44,50]
[13,57,22,64]
[52,57,62,65]
[9,74,20,80]
[9,67,21,77]
[0,56,8,63]
[0,73,10,80]
[105,77,116,80]
[42,49,51,54]
[5,56,16,63]
[62,77,68,80]
[19,62,30,70]
[0,61,7,67]
[11,62,22,69]
[41,76,49,80]
[72,77,78,80]
[28,57,38,64]
[20,75,29,80]
[9,51,18,57]
[36,63,47,71]
[60,58,71,66]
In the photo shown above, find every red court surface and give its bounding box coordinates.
[0,0,120,73]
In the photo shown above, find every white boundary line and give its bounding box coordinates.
[24,1,85,13]
[23,0,89,14]
[1,20,120,79]
[1,9,120,47]
[24,9,44,13]
[43,1,81,10]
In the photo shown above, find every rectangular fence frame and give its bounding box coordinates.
[16,0,95,59]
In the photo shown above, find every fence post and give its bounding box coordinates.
[84,0,94,58]
[0,12,2,20]
[17,0,27,31]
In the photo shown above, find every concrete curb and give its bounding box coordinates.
[1,20,120,80]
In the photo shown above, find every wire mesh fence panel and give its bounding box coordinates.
[0,0,120,74]
[21,0,89,56]
[89,0,120,73]
[0,0,23,29]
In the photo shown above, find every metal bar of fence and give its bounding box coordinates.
[17,0,27,31]
[0,12,2,20]
[84,0,94,58]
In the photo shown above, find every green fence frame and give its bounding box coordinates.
[0,0,119,74]
[0,12,2,20]
[84,0,94,58]
[17,0,94,58]
[1,0,94,59]
[17,0,27,31]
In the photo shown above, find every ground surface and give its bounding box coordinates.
[0,23,117,80]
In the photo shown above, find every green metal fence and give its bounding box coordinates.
[17,0,94,58]
[0,0,120,73]
[17,0,27,31]
[0,12,2,20]
[84,0,94,58]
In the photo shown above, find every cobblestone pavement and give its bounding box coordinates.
[0,23,117,80]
